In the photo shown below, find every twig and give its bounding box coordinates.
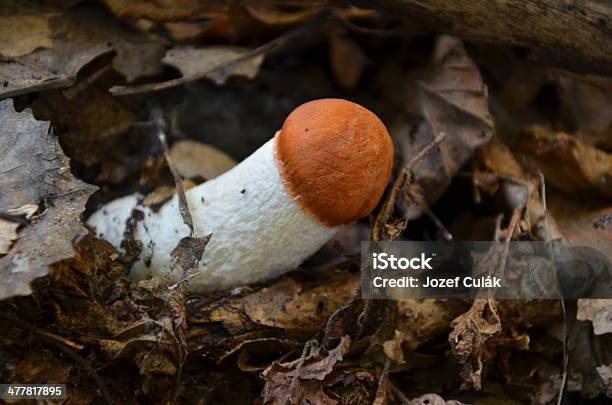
[286,339,318,405]
[389,380,412,404]
[110,13,332,96]
[152,109,194,235]
[372,131,447,240]
[535,170,568,405]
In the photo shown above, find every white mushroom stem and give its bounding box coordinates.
[88,99,394,292]
[88,136,335,291]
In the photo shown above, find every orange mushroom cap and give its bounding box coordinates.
[274,99,394,227]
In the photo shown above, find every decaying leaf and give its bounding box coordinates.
[577,299,612,335]
[376,36,494,239]
[262,336,351,405]
[473,141,564,241]
[162,46,265,86]
[548,192,611,241]
[0,6,164,98]
[515,125,612,198]
[449,299,501,390]
[0,100,97,299]
[244,273,359,334]
[328,29,368,91]
[100,0,218,22]
[382,329,407,365]
[169,140,237,180]
[396,299,469,351]
[0,3,54,58]
[556,74,612,134]
[402,36,494,220]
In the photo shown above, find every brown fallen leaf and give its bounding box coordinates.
[396,299,469,351]
[245,5,322,27]
[515,125,612,198]
[162,46,265,86]
[403,36,494,219]
[262,336,351,405]
[555,74,612,134]
[169,140,237,180]
[0,6,164,98]
[328,29,368,91]
[376,36,494,239]
[382,329,407,365]
[449,299,501,390]
[244,273,359,335]
[0,3,54,58]
[474,141,564,241]
[100,0,218,22]
[547,191,611,241]
[0,100,97,299]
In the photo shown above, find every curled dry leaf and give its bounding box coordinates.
[515,126,612,198]
[262,336,351,405]
[577,299,612,335]
[0,100,97,299]
[396,299,470,351]
[449,299,501,390]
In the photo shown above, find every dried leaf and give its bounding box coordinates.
[556,74,612,134]
[382,329,407,364]
[396,36,494,223]
[162,46,265,86]
[515,126,612,198]
[169,140,237,180]
[169,234,211,279]
[244,273,359,334]
[0,100,97,299]
[262,336,351,405]
[449,299,501,390]
[0,219,20,254]
[396,299,469,350]
[328,29,368,90]
[0,5,53,58]
[245,6,321,26]
[548,192,611,241]
[577,299,612,335]
[0,6,164,98]
[101,0,216,22]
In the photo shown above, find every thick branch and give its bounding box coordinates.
[356,0,612,75]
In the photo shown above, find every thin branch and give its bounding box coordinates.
[372,131,447,241]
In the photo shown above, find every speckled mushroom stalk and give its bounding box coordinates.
[88,99,394,292]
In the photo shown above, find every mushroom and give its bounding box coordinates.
[88,99,394,291]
